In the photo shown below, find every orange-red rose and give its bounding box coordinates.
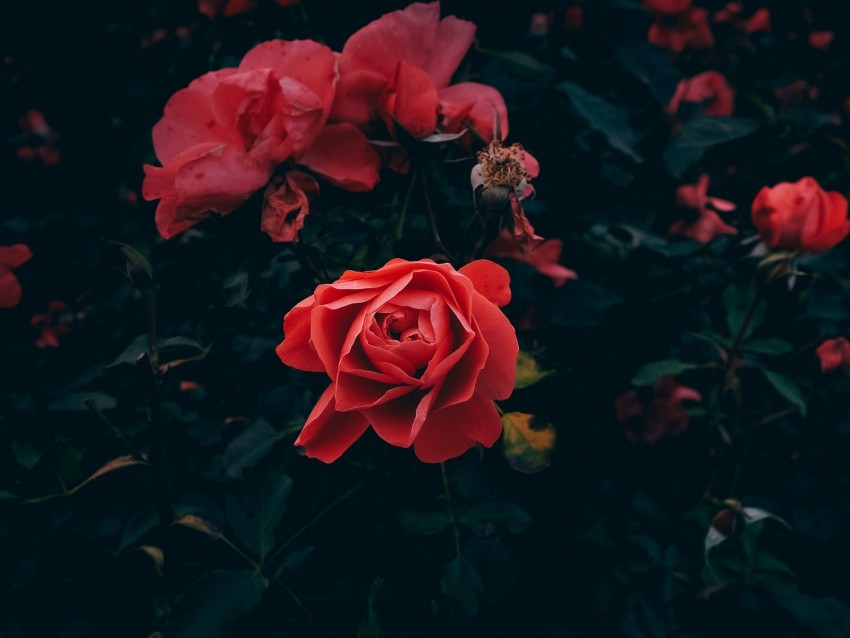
[751,177,850,253]
[277,259,518,463]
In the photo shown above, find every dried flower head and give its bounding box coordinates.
[472,141,529,193]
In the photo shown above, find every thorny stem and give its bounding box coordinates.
[440,462,462,558]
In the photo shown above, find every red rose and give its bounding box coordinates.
[616,377,702,445]
[643,0,691,17]
[817,338,850,373]
[331,2,509,142]
[0,244,32,309]
[751,177,850,253]
[668,71,735,118]
[648,7,714,53]
[277,259,518,463]
[486,229,578,288]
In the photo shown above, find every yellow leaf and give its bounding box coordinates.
[514,352,555,389]
[172,514,224,540]
[139,545,164,575]
[67,455,146,494]
[501,411,556,473]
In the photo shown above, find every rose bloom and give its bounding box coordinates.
[643,0,691,17]
[277,258,518,463]
[486,229,578,288]
[647,7,714,53]
[616,377,702,445]
[332,2,509,144]
[817,338,850,373]
[0,244,32,309]
[668,71,735,118]
[143,39,378,240]
[751,177,850,253]
[669,173,737,244]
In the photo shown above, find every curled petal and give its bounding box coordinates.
[438,82,509,143]
[412,391,502,463]
[458,260,512,307]
[261,170,319,242]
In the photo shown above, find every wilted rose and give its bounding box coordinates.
[277,258,518,463]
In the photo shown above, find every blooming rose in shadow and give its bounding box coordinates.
[277,258,518,463]
[647,6,714,53]
[817,338,850,373]
[616,377,702,444]
[751,177,849,253]
[486,229,578,288]
[332,2,509,143]
[0,244,32,309]
[143,40,379,240]
[668,71,735,118]
[669,174,737,243]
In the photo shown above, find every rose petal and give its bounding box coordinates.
[468,290,518,400]
[459,260,512,307]
[277,294,326,372]
[299,123,381,192]
[0,244,33,270]
[412,391,502,462]
[438,82,509,142]
[379,62,439,139]
[294,385,370,462]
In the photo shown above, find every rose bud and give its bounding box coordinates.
[816,337,850,373]
[751,177,849,253]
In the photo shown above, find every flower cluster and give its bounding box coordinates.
[143,2,512,242]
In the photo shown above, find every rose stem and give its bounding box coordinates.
[420,169,455,263]
[394,172,417,241]
[440,462,462,558]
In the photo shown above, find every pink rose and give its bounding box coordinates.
[0,244,32,309]
[277,258,518,463]
[616,377,702,445]
[332,2,509,143]
[816,338,850,373]
[669,174,737,244]
[751,177,849,253]
[648,7,714,53]
[668,71,735,118]
[143,40,339,238]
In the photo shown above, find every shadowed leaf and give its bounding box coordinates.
[501,412,556,473]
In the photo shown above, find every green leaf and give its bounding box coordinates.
[441,556,484,617]
[222,420,280,480]
[616,41,681,103]
[459,500,532,536]
[48,392,117,411]
[557,82,643,162]
[222,270,250,307]
[226,470,293,561]
[762,370,807,417]
[12,440,43,470]
[399,510,452,536]
[170,569,264,638]
[357,578,385,638]
[664,116,759,178]
[631,359,698,386]
[744,338,793,355]
[514,351,555,389]
[484,49,553,80]
[501,412,556,473]
[723,282,765,340]
[775,592,850,637]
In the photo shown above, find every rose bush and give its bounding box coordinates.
[277,258,518,463]
[751,177,849,253]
